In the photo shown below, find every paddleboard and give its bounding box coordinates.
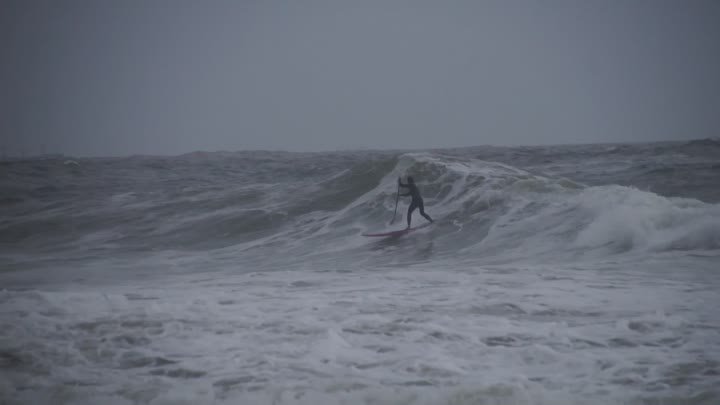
[362,222,432,237]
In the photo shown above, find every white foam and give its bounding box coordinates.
[575,186,720,253]
[2,257,718,404]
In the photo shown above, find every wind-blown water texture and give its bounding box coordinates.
[2,141,718,268]
[1,140,719,404]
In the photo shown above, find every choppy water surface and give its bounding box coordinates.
[1,140,719,404]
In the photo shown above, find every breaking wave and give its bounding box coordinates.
[2,151,718,269]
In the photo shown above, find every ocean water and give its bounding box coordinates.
[1,140,719,405]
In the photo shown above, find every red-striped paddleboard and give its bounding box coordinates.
[362,222,432,237]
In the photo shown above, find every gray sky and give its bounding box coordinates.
[2,0,719,156]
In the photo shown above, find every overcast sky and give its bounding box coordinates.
[2,0,719,156]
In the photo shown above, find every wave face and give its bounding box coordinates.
[2,141,719,405]
[1,140,718,272]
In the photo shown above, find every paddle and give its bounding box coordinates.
[389,180,400,224]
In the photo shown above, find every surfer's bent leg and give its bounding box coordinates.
[407,201,418,228]
[419,200,433,223]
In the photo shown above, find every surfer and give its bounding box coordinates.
[398,176,433,228]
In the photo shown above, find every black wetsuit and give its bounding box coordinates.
[398,179,433,228]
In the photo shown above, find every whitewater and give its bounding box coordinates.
[1,140,719,405]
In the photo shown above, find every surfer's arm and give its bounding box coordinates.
[399,191,411,196]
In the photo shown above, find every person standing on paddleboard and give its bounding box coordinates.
[398,176,433,229]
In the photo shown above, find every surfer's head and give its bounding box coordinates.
[407,176,415,184]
